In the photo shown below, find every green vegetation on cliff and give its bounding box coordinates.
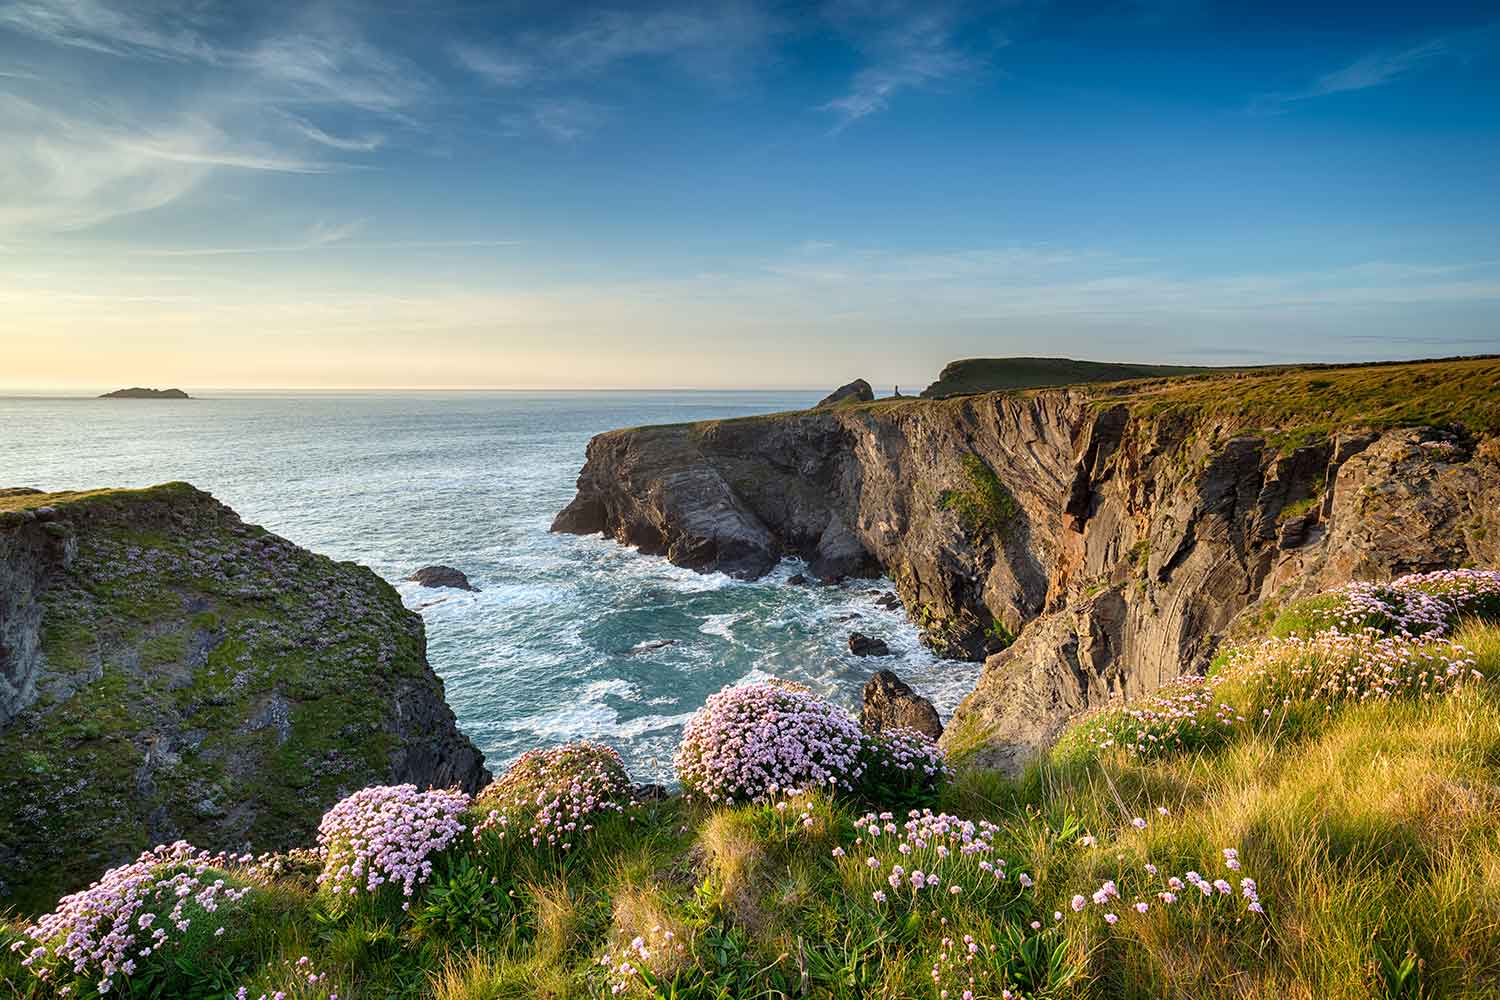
[1108,356,1500,441]
[6,574,1498,999]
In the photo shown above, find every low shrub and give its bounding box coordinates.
[471,740,636,850]
[675,683,948,806]
[317,784,470,909]
[10,841,255,997]
[674,683,870,804]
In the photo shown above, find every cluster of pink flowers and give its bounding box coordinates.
[1076,570,1495,761]
[472,741,636,849]
[316,784,470,907]
[1080,675,1240,759]
[11,841,252,995]
[836,809,1027,912]
[597,923,685,996]
[235,955,339,1000]
[674,683,871,803]
[1225,630,1480,709]
[1296,569,1500,639]
[867,726,949,780]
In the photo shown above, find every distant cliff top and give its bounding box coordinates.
[98,387,190,399]
[921,357,1219,397]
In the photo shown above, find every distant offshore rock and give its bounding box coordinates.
[98,387,191,399]
[407,565,479,592]
[814,378,874,409]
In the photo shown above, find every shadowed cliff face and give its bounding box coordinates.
[0,484,489,911]
[554,375,1500,772]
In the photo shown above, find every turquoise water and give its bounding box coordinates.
[0,392,977,781]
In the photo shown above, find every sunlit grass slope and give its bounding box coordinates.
[5,574,1499,999]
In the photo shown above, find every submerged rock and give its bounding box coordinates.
[407,564,479,591]
[629,639,676,653]
[861,669,943,741]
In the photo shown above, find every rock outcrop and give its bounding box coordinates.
[408,565,478,591]
[861,669,943,740]
[554,358,1500,772]
[847,632,891,657]
[0,483,488,910]
[815,379,875,409]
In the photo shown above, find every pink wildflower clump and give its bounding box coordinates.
[12,841,253,995]
[1286,569,1500,639]
[1222,630,1479,710]
[674,683,870,803]
[598,923,688,996]
[235,955,341,1000]
[1076,675,1239,760]
[836,808,1025,914]
[472,740,636,849]
[316,784,470,905]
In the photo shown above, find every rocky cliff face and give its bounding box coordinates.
[554,360,1500,773]
[0,483,488,910]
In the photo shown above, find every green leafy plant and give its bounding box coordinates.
[940,454,1019,538]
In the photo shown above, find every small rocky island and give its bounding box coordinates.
[98,387,191,399]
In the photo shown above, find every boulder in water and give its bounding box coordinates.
[407,565,478,592]
[630,639,676,653]
[848,632,891,657]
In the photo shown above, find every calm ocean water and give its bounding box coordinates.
[0,392,977,782]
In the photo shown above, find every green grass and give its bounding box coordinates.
[1113,356,1500,441]
[939,454,1020,539]
[8,613,1499,998]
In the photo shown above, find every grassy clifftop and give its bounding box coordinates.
[1102,355,1500,442]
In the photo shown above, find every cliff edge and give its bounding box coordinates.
[0,483,488,910]
[553,357,1500,771]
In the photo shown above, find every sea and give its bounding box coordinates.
[0,392,978,782]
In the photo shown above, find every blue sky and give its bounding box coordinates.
[2,0,1498,389]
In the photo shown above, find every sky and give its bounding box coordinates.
[1,0,1498,391]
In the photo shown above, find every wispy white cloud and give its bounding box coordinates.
[1256,24,1497,111]
[0,0,223,61]
[819,2,984,128]
[0,1,425,232]
[0,93,337,231]
[452,42,531,87]
[454,1,777,140]
[455,1,775,87]
[280,113,385,152]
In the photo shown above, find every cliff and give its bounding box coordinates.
[0,483,488,910]
[554,357,1500,770]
